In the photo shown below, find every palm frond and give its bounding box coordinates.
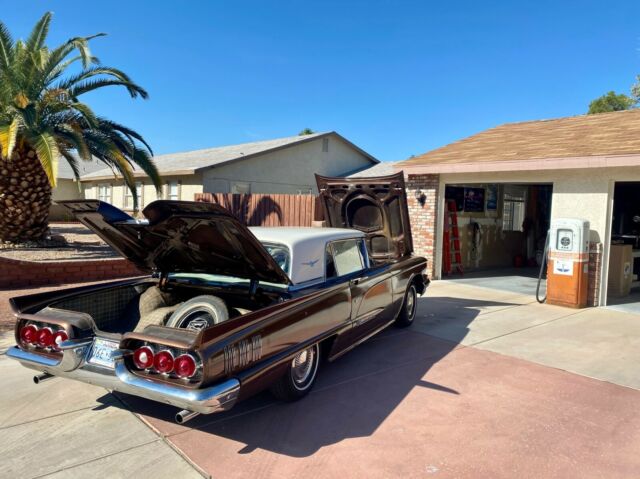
[0,117,20,159]
[98,118,153,155]
[27,131,59,186]
[69,78,148,99]
[25,12,52,53]
[0,20,14,70]
[58,145,82,182]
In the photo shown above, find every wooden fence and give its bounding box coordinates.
[195,193,325,227]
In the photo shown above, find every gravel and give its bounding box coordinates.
[0,223,119,262]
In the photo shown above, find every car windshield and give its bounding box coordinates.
[169,242,291,287]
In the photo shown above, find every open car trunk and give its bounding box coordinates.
[13,278,286,336]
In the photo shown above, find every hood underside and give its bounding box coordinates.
[58,200,291,285]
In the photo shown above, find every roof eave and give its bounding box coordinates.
[401,153,640,175]
[80,169,196,182]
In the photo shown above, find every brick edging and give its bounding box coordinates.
[0,256,144,289]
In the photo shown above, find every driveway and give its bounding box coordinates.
[1,280,639,478]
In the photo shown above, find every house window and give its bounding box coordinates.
[231,182,251,194]
[124,182,143,210]
[98,184,112,203]
[166,181,180,200]
[322,138,329,152]
[503,192,526,232]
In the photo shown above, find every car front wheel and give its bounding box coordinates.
[270,343,320,401]
[395,283,418,328]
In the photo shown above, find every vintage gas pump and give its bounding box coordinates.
[546,218,590,308]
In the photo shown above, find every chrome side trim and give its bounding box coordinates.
[328,317,396,362]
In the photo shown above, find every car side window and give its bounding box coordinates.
[331,239,365,277]
[325,244,337,278]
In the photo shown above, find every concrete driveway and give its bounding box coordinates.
[1,280,639,478]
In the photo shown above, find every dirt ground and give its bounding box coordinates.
[0,223,117,262]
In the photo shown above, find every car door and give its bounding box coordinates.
[329,238,393,343]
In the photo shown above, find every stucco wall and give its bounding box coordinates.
[82,173,203,211]
[50,179,83,220]
[202,136,374,194]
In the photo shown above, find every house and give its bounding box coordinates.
[395,109,640,309]
[49,159,105,220]
[79,132,378,211]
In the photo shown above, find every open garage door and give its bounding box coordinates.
[440,182,553,297]
[607,182,640,314]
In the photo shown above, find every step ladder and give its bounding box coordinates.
[443,200,464,276]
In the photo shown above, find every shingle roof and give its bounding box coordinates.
[57,157,105,180]
[347,161,397,177]
[81,131,377,180]
[399,109,640,168]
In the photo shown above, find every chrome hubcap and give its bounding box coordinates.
[291,346,316,386]
[181,310,214,330]
[406,287,416,319]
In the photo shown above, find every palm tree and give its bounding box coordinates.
[0,12,160,242]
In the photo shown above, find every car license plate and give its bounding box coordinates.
[88,338,120,369]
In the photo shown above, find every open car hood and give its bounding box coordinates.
[58,200,291,285]
[315,172,413,260]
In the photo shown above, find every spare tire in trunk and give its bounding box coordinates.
[165,295,229,331]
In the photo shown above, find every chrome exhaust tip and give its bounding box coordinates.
[175,409,200,424]
[33,373,54,384]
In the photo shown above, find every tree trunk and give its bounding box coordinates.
[0,145,52,242]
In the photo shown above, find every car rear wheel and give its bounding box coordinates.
[395,283,418,328]
[165,295,229,331]
[270,343,320,401]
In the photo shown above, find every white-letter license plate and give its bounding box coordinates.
[88,338,120,369]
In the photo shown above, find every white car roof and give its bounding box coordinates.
[250,227,365,285]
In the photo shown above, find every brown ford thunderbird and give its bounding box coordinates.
[7,173,429,424]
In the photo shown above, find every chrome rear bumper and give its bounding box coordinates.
[6,345,240,414]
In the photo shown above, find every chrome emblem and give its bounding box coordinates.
[224,335,262,373]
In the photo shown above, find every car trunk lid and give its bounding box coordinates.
[315,172,413,260]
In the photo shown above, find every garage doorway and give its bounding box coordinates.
[441,183,553,297]
[607,182,640,314]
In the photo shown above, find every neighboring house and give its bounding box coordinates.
[396,109,640,309]
[50,159,105,220]
[80,132,378,211]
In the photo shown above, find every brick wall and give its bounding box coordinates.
[0,257,144,289]
[406,174,440,278]
[588,242,603,307]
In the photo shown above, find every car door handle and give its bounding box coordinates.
[350,278,361,286]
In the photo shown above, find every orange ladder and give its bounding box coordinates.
[443,200,464,276]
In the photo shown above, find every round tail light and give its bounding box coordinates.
[36,327,54,348]
[52,330,69,351]
[153,350,174,374]
[175,354,197,378]
[133,346,154,369]
[20,325,38,344]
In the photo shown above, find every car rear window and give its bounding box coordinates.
[331,239,365,276]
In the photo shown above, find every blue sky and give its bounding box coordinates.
[5,1,640,161]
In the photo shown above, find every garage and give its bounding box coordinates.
[608,181,640,313]
[439,182,552,297]
[398,109,640,309]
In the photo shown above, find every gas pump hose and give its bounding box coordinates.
[536,231,550,304]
